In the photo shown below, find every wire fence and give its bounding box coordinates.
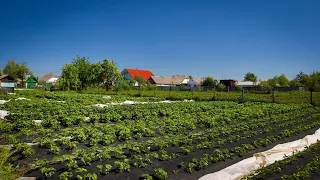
[85,87,320,104]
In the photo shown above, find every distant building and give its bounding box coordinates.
[0,75,15,88]
[236,81,260,87]
[38,73,60,87]
[187,80,198,90]
[121,68,154,81]
[26,76,38,88]
[220,79,237,87]
[149,75,189,86]
[193,78,204,85]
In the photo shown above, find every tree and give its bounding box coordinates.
[267,76,279,87]
[4,60,29,86]
[188,75,193,80]
[0,68,3,75]
[244,72,257,83]
[295,71,307,84]
[258,80,272,92]
[201,77,217,88]
[4,60,19,79]
[217,83,226,89]
[72,56,92,90]
[134,75,146,87]
[114,80,131,91]
[89,62,103,86]
[303,71,320,91]
[101,59,122,91]
[289,79,302,87]
[60,64,80,90]
[278,74,289,87]
[17,63,29,87]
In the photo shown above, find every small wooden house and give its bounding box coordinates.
[220,79,237,87]
[26,76,38,88]
[122,68,154,81]
[0,75,15,87]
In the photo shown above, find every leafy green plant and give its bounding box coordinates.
[83,173,97,180]
[141,173,153,180]
[153,168,168,180]
[15,143,35,158]
[59,171,73,180]
[40,167,56,178]
[114,159,130,172]
[104,164,112,174]
[49,145,60,154]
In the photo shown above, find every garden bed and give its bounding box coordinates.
[0,91,320,180]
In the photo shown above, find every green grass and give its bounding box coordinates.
[0,146,23,180]
[84,88,320,103]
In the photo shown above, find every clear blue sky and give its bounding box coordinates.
[0,0,319,80]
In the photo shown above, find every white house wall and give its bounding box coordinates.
[46,77,58,83]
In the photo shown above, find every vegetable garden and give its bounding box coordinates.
[0,90,320,180]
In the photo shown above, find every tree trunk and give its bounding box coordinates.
[105,82,109,91]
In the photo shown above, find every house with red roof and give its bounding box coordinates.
[121,68,154,81]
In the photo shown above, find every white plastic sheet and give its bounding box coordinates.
[92,99,195,107]
[0,110,9,119]
[199,128,320,180]
[16,97,30,100]
[0,100,9,104]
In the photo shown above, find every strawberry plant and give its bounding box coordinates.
[153,168,168,180]
[114,159,130,172]
[40,167,56,178]
[59,171,72,180]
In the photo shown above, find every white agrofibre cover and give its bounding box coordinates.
[199,128,320,180]
[92,99,195,107]
[0,110,9,119]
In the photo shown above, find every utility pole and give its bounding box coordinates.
[222,68,223,81]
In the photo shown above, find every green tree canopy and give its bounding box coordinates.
[201,77,217,88]
[289,79,302,87]
[267,76,279,87]
[60,64,80,90]
[114,80,131,91]
[4,60,20,79]
[101,59,122,91]
[134,75,147,87]
[295,71,307,84]
[244,72,257,82]
[4,60,30,85]
[89,62,103,86]
[72,56,93,90]
[59,56,105,90]
[303,71,320,91]
[278,74,289,87]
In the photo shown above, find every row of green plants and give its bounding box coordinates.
[85,89,320,103]
[18,106,319,179]
[245,140,320,180]
[1,91,320,179]
[181,118,320,175]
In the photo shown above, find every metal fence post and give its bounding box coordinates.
[310,90,313,104]
[241,88,244,100]
[272,88,275,103]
